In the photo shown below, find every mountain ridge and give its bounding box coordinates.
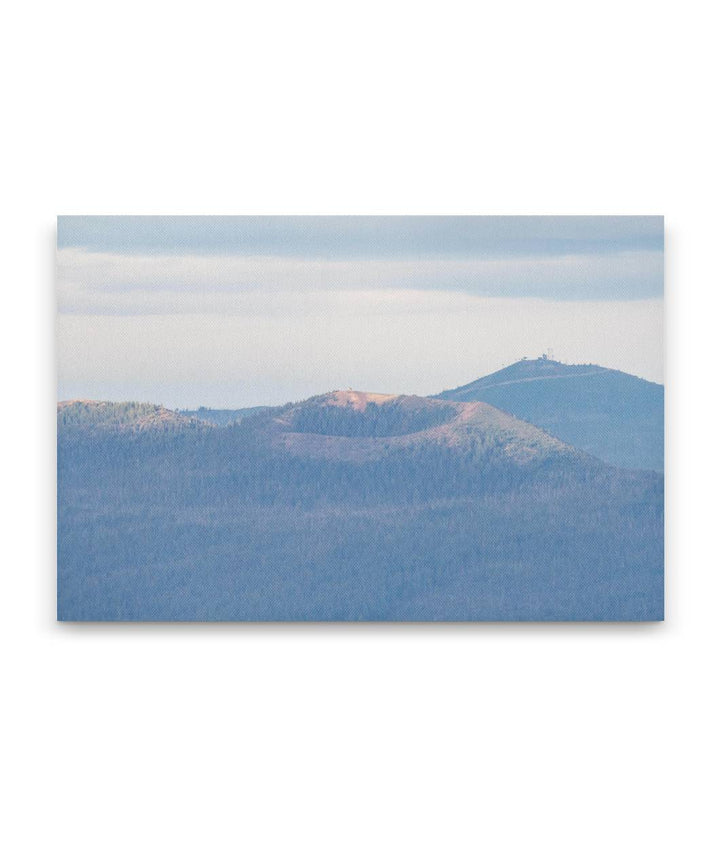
[57,379,663,620]
[266,391,590,467]
[58,354,664,472]
[57,400,209,432]
[60,389,594,471]
[439,357,660,393]
[437,358,664,472]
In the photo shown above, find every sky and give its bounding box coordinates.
[57,216,664,408]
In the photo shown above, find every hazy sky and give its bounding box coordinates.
[57,216,663,408]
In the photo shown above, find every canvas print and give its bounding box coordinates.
[57,216,664,621]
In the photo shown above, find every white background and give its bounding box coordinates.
[2,2,718,854]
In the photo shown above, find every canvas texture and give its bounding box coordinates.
[57,216,664,621]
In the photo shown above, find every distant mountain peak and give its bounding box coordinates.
[437,359,663,472]
[438,358,615,399]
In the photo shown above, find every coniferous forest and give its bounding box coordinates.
[57,386,664,621]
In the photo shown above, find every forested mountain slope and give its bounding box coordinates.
[437,358,664,472]
[58,400,207,433]
[58,391,663,621]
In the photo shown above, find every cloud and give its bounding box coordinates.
[57,215,664,258]
[57,245,663,313]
